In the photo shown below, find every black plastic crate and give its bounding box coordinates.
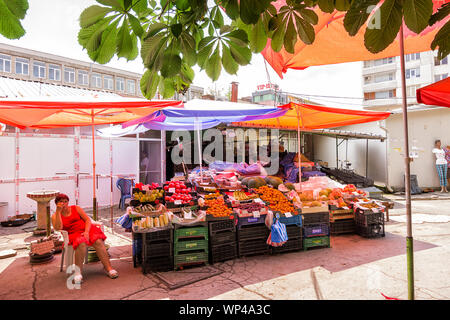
[143,240,172,258]
[236,214,267,229]
[330,219,356,235]
[271,238,303,254]
[209,219,235,235]
[210,242,237,264]
[238,238,270,257]
[302,212,329,225]
[237,224,269,241]
[141,228,173,243]
[355,210,384,226]
[356,223,385,238]
[132,232,142,267]
[285,225,303,239]
[142,255,174,273]
[210,230,237,246]
[303,223,330,238]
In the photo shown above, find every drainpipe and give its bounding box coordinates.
[379,120,392,192]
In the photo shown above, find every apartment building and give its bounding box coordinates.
[0,43,143,98]
[362,51,449,111]
[251,83,290,106]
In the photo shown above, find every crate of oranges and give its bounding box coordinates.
[204,197,234,221]
[255,185,295,214]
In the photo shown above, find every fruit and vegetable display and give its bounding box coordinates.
[163,181,192,194]
[234,202,267,217]
[240,176,267,189]
[132,212,170,229]
[231,190,258,201]
[254,185,295,214]
[162,181,195,205]
[134,182,160,190]
[204,197,233,218]
[133,189,164,204]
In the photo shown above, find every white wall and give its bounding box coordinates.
[386,108,450,188]
[313,122,387,184]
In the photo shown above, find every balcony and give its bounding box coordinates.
[363,98,400,108]
[362,63,397,76]
[363,80,397,92]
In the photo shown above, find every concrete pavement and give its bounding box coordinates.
[0,199,449,300]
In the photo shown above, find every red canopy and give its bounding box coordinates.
[417,77,450,108]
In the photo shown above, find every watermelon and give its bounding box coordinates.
[264,176,283,188]
[247,177,267,189]
[285,183,295,191]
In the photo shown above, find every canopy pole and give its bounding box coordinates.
[195,117,203,183]
[295,105,302,188]
[91,111,97,221]
[399,23,414,300]
[366,139,369,178]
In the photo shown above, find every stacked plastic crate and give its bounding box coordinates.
[208,218,237,264]
[140,228,174,273]
[271,211,303,254]
[354,203,386,238]
[301,205,331,251]
[174,222,209,269]
[329,207,356,235]
[236,213,270,257]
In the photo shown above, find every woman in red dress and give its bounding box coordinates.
[51,193,118,283]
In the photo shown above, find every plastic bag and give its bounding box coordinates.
[267,218,288,247]
[115,212,132,229]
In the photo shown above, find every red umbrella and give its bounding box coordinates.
[417,77,450,108]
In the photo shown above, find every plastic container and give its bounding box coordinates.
[273,213,302,227]
[174,226,208,239]
[209,219,235,234]
[210,242,237,264]
[141,228,173,243]
[303,236,330,251]
[271,238,303,254]
[355,210,384,226]
[330,219,356,235]
[144,240,173,258]
[175,239,208,255]
[302,211,330,225]
[174,250,209,268]
[236,215,266,229]
[142,255,174,273]
[210,230,237,246]
[237,224,269,241]
[285,225,303,239]
[356,223,385,238]
[303,223,330,238]
[238,238,270,257]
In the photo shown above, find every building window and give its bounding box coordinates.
[104,75,113,90]
[91,73,102,88]
[116,77,124,92]
[64,67,75,83]
[78,70,89,85]
[364,76,372,84]
[0,54,12,73]
[33,61,46,78]
[364,92,375,100]
[405,53,420,62]
[15,57,29,75]
[48,64,61,81]
[374,73,394,83]
[373,57,394,66]
[127,79,135,94]
[406,67,420,79]
[407,85,420,97]
[435,73,448,82]
[374,89,396,99]
[434,55,448,66]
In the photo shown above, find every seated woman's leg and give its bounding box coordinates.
[74,242,87,273]
[91,239,113,272]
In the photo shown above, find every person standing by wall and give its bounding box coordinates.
[432,140,448,193]
[444,144,450,188]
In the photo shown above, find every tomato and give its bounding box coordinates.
[165,196,170,201]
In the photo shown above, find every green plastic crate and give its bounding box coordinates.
[175,239,209,255]
[175,226,208,239]
[303,236,330,251]
[174,251,209,267]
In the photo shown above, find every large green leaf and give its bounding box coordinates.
[317,0,335,13]
[197,41,215,69]
[131,0,148,15]
[78,16,115,53]
[334,0,351,12]
[140,69,160,99]
[298,8,318,25]
[159,77,176,98]
[4,0,28,19]
[87,20,119,64]
[403,0,433,34]
[145,22,168,38]
[431,20,450,60]
[271,15,287,52]
[205,47,221,81]
[222,0,239,20]
[248,18,268,53]
[141,33,167,68]
[128,13,144,37]
[0,0,26,39]
[116,18,138,60]
[80,5,113,28]
[240,0,271,24]
[429,3,450,26]
[295,14,315,45]
[96,0,122,9]
[160,53,182,78]
[180,62,195,83]
[343,0,379,36]
[222,44,239,74]
[364,0,403,54]
[180,31,197,66]
[284,16,297,54]
[229,42,252,65]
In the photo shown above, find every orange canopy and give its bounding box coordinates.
[263,0,449,78]
[0,96,183,129]
[417,77,450,108]
[232,102,391,130]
